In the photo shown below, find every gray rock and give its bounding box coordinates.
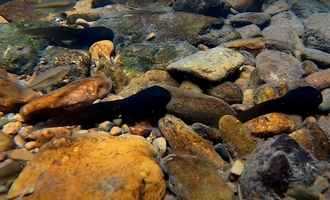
[120,41,197,72]
[262,22,303,54]
[302,60,319,76]
[94,10,218,47]
[290,0,330,19]
[303,48,330,68]
[163,85,236,126]
[319,89,330,112]
[167,47,244,82]
[229,12,271,28]
[256,50,304,88]
[263,0,289,16]
[236,24,261,39]
[198,24,240,47]
[172,0,229,17]
[240,135,317,200]
[0,24,44,75]
[271,11,304,36]
[207,82,243,104]
[304,13,330,53]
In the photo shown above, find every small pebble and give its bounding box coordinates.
[113,118,122,126]
[13,135,25,148]
[230,159,245,177]
[98,121,113,132]
[2,121,22,135]
[152,137,167,157]
[121,124,130,134]
[18,126,34,139]
[24,141,41,150]
[110,126,122,136]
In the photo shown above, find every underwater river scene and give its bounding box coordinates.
[1,0,330,199]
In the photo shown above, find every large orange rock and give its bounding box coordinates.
[20,75,111,122]
[8,133,166,200]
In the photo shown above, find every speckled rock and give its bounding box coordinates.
[118,70,178,97]
[223,37,266,50]
[240,135,317,200]
[159,115,225,168]
[163,86,236,126]
[230,12,270,28]
[245,113,296,137]
[8,133,166,200]
[305,69,330,90]
[162,154,234,200]
[235,24,261,39]
[304,13,330,53]
[89,40,114,65]
[319,89,330,112]
[256,50,304,88]
[167,47,244,82]
[253,84,287,104]
[219,115,257,157]
[20,75,112,122]
[290,124,330,161]
[207,82,243,104]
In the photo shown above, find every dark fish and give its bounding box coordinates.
[28,86,171,126]
[22,26,114,47]
[238,86,322,122]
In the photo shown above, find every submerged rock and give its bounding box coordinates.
[305,69,330,90]
[229,12,270,28]
[162,154,233,200]
[159,115,225,168]
[207,82,243,104]
[219,115,256,157]
[163,86,236,126]
[240,135,317,200]
[167,47,244,82]
[244,113,296,137]
[20,75,111,122]
[8,133,166,200]
[172,0,230,17]
[256,50,304,88]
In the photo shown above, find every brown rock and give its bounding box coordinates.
[219,115,256,157]
[244,113,296,137]
[253,84,287,104]
[20,75,111,122]
[305,69,330,90]
[89,40,114,64]
[0,159,22,179]
[118,70,178,97]
[162,154,234,200]
[8,133,166,200]
[290,123,330,161]
[27,127,72,144]
[179,81,202,94]
[0,133,13,152]
[164,85,236,126]
[2,121,22,135]
[207,82,243,104]
[0,70,40,113]
[7,149,34,161]
[159,115,225,168]
[223,37,266,50]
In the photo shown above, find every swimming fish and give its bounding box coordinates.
[22,26,114,47]
[27,85,171,126]
[238,86,322,122]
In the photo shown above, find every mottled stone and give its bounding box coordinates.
[167,47,244,82]
[162,154,233,200]
[219,115,256,157]
[89,40,114,65]
[305,69,330,90]
[159,115,225,168]
[229,12,270,28]
[256,50,304,88]
[223,37,266,50]
[207,82,243,104]
[245,113,296,137]
[118,70,178,97]
[164,86,236,126]
[253,84,286,104]
[304,13,330,53]
[240,135,317,200]
[319,89,330,112]
[236,24,261,39]
[20,75,111,122]
[8,133,166,200]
